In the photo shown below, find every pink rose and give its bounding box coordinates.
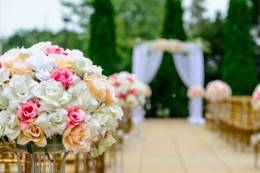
[109,75,117,81]
[128,88,137,96]
[253,91,260,101]
[127,76,135,83]
[17,100,40,130]
[118,92,126,100]
[67,106,85,127]
[114,81,121,88]
[51,68,74,89]
[43,45,68,56]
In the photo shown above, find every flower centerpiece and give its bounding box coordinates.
[149,39,186,53]
[0,42,123,157]
[108,71,150,134]
[109,71,151,109]
[204,80,232,102]
[252,84,260,111]
[187,85,204,98]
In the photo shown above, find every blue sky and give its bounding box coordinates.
[0,0,228,37]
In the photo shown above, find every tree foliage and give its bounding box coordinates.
[221,0,257,95]
[2,30,85,53]
[88,0,119,75]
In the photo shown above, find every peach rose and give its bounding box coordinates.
[84,75,106,102]
[17,124,47,147]
[4,57,32,76]
[84,74,116,104]
[105,86,116,105]
[54,56,75,72]
[62,122,92,152]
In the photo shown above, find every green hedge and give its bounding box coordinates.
[221,0,257,95]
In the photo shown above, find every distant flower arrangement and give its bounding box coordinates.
[0,42,123,155]
[149,39,187,53]
[204,80,232,102]
[252,84,260,111]
[109,71,151,108]
[187,86,204,98]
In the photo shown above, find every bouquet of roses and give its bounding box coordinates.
[0,42,123,155]
[252,84,260,111]
[187,85,204,98]
[109,71,151,108]
[204,80,232,102]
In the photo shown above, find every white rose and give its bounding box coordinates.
[71,91,99,112]
[35,69,52,81]
[26,51,55,81]
[33,79,71,107]
[0,48,20,62]
[67,78,87,96]
[2,75,36,108]
[0,111,21,140]
[92,105,123,132]
[0,68,10,84]
[35,109,68,137]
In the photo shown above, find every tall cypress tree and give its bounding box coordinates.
[88,0,118,75]
[221,0,257,94]
[149,0,188,117]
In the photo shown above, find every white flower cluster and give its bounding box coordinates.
[204,80,232,102]
[109,71,151,108]
[0,42,123,154]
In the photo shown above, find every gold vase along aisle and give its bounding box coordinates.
[0,42,123,172]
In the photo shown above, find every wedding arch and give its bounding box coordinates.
[132,39,205,124]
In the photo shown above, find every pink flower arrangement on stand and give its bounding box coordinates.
[0,42,123,155]
[109,71,151,108]
[204,80,232,102]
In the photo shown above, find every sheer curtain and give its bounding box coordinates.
[132,43,163,83]
[132,43,163,124]
[173,44,205,124]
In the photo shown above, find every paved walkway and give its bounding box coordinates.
[122,119,258,173]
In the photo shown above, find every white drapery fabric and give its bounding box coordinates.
[173,44,205,124]
[132,42,204,124]
[132,43,163,124]
[132,43,163,83]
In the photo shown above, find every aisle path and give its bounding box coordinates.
[123,119,258,173]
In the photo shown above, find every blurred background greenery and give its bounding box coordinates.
[0,0,259,118]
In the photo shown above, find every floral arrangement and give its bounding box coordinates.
[187,85,204,98]
[109,71,151,108]
[149,39,187,53]
[0,42,123,155]
[204,80,232,102]
[252,84,260,111]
